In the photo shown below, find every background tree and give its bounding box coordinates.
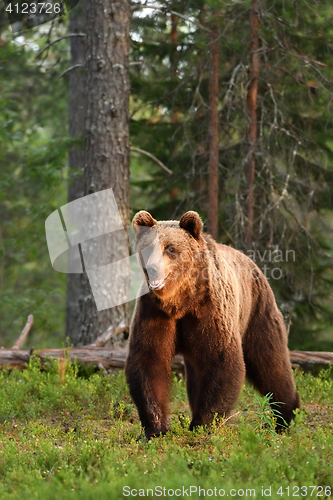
[207,11,220,240]
[244,0,259,248]
[77,0,131,345]
[0,9,70,346]
[66,0,86,343]
[129,0,333,350]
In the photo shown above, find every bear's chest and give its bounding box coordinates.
[175,308,218,354]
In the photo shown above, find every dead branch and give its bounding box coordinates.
[218,221,235,245]
[35,33,86,59]
[87,318,127,347]
[59,62,141,79]
[12,315,33,350]
[58,64,84,79]
[220,411,241,427]
[295,54,327,68]
[130,147,173,175]
[131,5,210,33]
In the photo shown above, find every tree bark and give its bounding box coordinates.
[77,0,131,345]
[66,0,86,344]
[244,0,259,248]
[207,20,220,240]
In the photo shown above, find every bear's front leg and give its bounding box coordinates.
[187,338,246,430]
[125,312,176,439]
[125,353,171,438]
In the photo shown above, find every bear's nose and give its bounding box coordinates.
[146,264,159,280]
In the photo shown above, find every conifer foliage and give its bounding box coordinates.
[129,0,333,348]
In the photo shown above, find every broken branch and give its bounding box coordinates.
[35,33,86,59]
[130,147,173,175]
[12,314,33,350]
[131,5,210,33]
[58,64,84,79]
[87,318,128,347]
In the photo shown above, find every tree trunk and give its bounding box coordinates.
[245,0,259,248]
[170,13,178,77]
[77,0,131,346]
[66,0,86,344]
[207,20,220,240]
[171,14,179,124]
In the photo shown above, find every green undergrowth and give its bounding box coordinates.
[0,359,332,499]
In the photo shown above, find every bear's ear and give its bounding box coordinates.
[179,211,203,239]
[132,211,157,235]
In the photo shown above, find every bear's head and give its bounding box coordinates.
[133,210,204,298]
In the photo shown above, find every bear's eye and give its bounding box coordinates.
[166,245,176,254]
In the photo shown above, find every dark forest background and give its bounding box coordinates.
[1,0,333,351]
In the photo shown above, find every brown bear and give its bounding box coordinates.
[125,210,300,438]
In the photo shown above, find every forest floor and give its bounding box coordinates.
[0,359,332,499]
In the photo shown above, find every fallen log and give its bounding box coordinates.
[0,347,185,372]
[0,347,331,373]
[1,316,332,373]
[289,350,333,372]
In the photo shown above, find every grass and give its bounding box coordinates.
[0,358,332,499]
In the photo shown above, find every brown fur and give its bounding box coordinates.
[125,211,300,438]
